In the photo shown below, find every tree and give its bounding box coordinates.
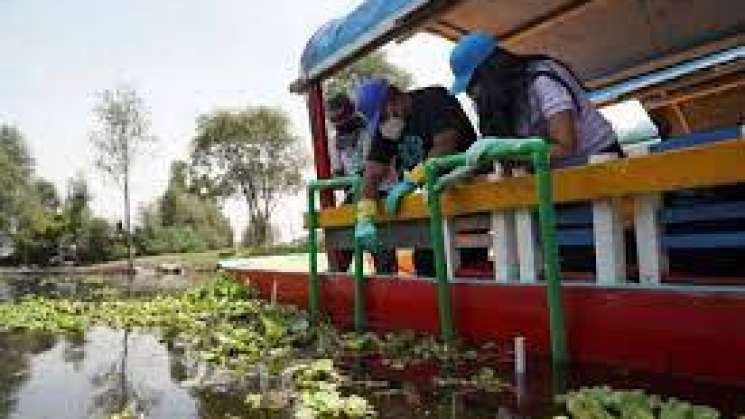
[33,179,60,212]
[324,51,413,98]
[136,160,233,255]
[89,87,156,272]
[0,125,34,233]
[191,107,304,246]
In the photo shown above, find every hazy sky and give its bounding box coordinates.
[0,0,455,242]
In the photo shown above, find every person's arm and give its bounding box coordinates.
[362,160,388,199]
[531,74,580,160]
[427,128,461,158]
[546,110,578,159]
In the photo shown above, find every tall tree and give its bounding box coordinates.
[191,107,304,246]
[0,125,34,233]
[89,87,156,272]
[324,51,413,98]
[137,160,233,255]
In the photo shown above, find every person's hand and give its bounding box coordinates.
[434,166,476,193]
[355,199,380,251]
[355,217,379,252]
[384,179,417,216]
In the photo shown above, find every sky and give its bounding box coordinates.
[0,0,456,242]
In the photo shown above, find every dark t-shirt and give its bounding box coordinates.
[366,86,477,172]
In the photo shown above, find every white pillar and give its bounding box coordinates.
[590,153,626,284]
[514,167,541,283]
[443,217,460,280]
[626,145,668,285]
[490,162,518,282]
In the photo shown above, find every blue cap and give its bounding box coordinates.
[449,32,499,95]
[354,78,390,136]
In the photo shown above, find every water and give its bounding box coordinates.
[0,274,743,418]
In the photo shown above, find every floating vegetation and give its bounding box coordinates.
[556,386,721,419]
[0,277,728,418]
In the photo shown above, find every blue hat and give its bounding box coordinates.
[354,78,390,136]
[449,32,499,95]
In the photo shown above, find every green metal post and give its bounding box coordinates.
[306,176,365,331]
[351,177,365,333]
[307,187,320,324]
[425,164,456,343]
[533,149,569,366]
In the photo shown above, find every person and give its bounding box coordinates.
[326,93,398,274]
[449,31,623,168]
[353,79,477,275]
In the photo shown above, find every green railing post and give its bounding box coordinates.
[351,177,365,333]
[425,164,456,343]
[307,187,320,324]
[424,137,568,366]
[306,176,365,332]
[533,149,569,366]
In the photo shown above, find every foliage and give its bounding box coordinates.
[136,160,233,255]
[0,276,727,418]
[89,87,155,184]
[324,51,413,98]
[89,86,157,268]
[556,386,720,419]
[0,124,34,234]
[191,106,305,247]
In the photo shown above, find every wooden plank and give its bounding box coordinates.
[590,154,627,284]
[491,162,518,282]
[443,217,460,279]
[627,145,666,285]
[314,139,745,228]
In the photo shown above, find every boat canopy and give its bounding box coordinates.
[295,0,744,91]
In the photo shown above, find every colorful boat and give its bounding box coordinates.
[228,0,745,387]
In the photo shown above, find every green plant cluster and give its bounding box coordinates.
[556,386,720,419]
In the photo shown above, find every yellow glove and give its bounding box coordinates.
[355,199,379,250]
[404,163,427,185]
[356,199,377,221]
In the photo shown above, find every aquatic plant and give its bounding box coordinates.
[556,386,721,419]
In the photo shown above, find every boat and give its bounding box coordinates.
[227,0,745,387]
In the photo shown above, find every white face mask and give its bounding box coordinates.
[379,117,405,140]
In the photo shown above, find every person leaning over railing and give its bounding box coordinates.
[326,93,398,274]
[449,32,623,167]
[353,78,477,276]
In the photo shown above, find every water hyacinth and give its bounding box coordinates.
[0,276,727,418]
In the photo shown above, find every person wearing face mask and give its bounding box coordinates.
[449,32,622,168]
[353,78,477,274]
[326,93,398,274]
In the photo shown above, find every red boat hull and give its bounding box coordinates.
[231,269,745,386]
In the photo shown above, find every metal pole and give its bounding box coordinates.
[533,149,569,366]
[306,187,320,323]
[352,177,365,333]
[425,164,456,343]
[306,176,365,330]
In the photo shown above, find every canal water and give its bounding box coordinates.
[0,274,742,419]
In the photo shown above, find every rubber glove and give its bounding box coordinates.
[384,163,426,215]
[355,199,380,251]
[384,179,417,215]
[434,165,477,194]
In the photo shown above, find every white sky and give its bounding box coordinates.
[0,0,456,243]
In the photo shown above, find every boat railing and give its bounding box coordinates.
[310,134,745,288]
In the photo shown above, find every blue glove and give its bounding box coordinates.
[354,217,380,252]
[384,179,417,216]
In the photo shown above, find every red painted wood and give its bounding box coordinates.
[232,269,745,386]
[307,82,335,209]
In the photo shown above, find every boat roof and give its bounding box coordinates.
[293,0,745,92]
